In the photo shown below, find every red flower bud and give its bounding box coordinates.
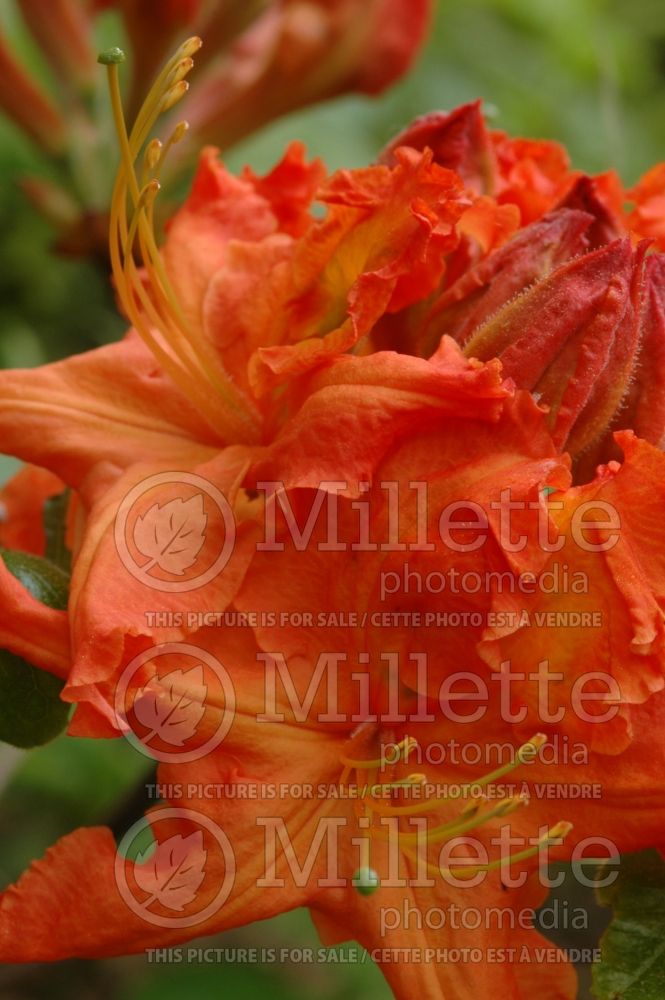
[420,208,593,356]
[379,101,496,195]
[460,238,650,470]
[555,173,625,249]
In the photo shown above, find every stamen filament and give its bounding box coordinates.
[101,40,262,443]
[399,821,573,879]
[365,734,547,818]
[370,795,528,847]
[340,735,417,771]
[339,731,570,890]
[367,773,427,795]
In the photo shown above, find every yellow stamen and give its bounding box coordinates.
[366,733,547,818]
[399,821,574,880]
[340,735,417,771]
[142,139,163,181]
[370,794,529,847]
[341,733,570,888]
[367,773,427,795]
[100,40,262,444]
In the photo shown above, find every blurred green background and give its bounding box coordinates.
[0,0,662,995]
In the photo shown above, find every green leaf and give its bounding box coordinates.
[43,488,72,572]
[0,547,69,611]
[593,850,665,999]
[0,548,70,747]
[0,648,69,748]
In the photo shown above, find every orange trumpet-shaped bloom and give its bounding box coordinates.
[0,44,514,489]
[1,46,665,746]
[3,495,665,997]
[3,44,665,999]
[0,45,491,739]
[0,636,590,1000]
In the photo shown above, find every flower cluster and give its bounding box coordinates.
[1,40,665,1000]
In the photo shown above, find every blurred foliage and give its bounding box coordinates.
[593,850,665,999]
[3,0,665,996]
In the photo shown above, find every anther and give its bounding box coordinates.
[367,773,427,797]
[517,733,546,763]
[168,57,194,86]
[171,121,190,144]
[161,80,189,113]
[495,794,529,817]
[143,139,163,174]
[178,36,203,59]
[545,820,573,841]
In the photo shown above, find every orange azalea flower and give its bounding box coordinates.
[0,43,507,724]
[0,649,590,1000]
[2,360,665,994]
[3,41,665,1000]
[0,37,661,787]
[4,345,665,995]
[0,43,508,476]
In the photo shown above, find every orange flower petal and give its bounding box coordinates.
[0,334,220,492]
[0,557,69,679]
[245,148,467,395]
[481,434,665,751]
[250,341,511,489]
[0,465,65,555]
[491,131,579,224]
[61,448,261,733]
[379,101,497,194]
